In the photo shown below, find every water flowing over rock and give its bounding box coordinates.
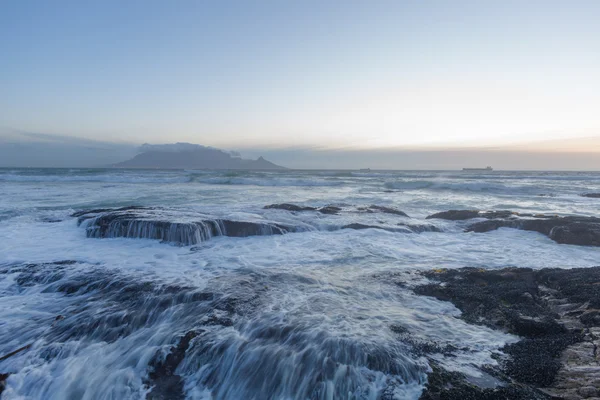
[2,261,431,399]
[426,209,517,220]
[265,203,410,217]
[74,207,299,245]
[264,203,318,212]
[264,203,342,214]
[341,223,440,233]
[146,330,200,400]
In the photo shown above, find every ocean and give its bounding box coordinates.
[1,168,599,399]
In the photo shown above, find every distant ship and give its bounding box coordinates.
[359,168,371,172]
[462,166,493,171]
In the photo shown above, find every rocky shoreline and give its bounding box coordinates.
[3,206,600,398]
[414,267,600,399]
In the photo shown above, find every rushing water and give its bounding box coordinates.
[1,168,599,399]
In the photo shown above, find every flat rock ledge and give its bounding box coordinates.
[414,267,600,400]
[73,207,300,246]
[427,209,600,247]
[466,216,600,246]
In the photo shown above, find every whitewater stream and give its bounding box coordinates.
[1,169,599,399]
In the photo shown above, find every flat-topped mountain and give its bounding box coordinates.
[113,142,285,170]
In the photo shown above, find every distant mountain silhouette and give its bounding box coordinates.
[113,143,286,170]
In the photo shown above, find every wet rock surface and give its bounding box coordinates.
[1,261,273,398]
[264,203,341,214]
[419,364,549,400]
[414,267,600,399]
[425,209,600,247]
[426,210,517,220]
[146,331,200,400]
[76,206,430,246]
[341,223,440,233]
[465,215,600,246]
[264,203,409,217]
[358,205,410,217]
[264,203,318,212]
[3,261,433,399]
[74,207,299,245]
[0,373,8,397]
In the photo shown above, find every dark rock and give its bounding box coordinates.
[265,203,409,217]
[535,267,600,310]
[263,203,342,214]
[71,206,147,218]
[549,223,600,246]
[317,205,342,214]
[426,210,517,220]
[413,267,600,393]
[414,268,552,331]
[359,205,410,217]
[0,373,9,397]
[146,330,200,400]
[342,223,384,230]
[579,311,600,327]
[263,203,317,212]
[465,219,514,233]
[341,223,435,234]
[399,223,441,233]
[581,193,600,198]
[502,333,582,387]
[466,216,600,246]
[0,344,32,362]
[74,208,299,245]
[52,260,78,265]
[219,220,290,237]
[389,324,408,334]
[578,386,598,397]
[419,364,549,400]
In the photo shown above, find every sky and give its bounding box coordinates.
[1,0,600,162]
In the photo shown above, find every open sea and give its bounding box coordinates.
[1,168,599,399]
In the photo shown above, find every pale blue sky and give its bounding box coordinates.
[1,0,599,149]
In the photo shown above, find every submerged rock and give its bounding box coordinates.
[341,222,439,233]
[426,209,517,220]
[75,207,299,245]
[264,203,342,214]
[265,203,409,217]
[71,206,148,218]
[341,223,410,233]
[581,193,600,198]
